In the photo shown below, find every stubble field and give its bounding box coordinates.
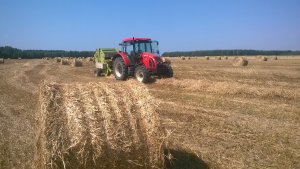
[0,56,299,169]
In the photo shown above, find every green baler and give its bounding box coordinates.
[94,48,117,76]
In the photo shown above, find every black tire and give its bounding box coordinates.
[95,68,101,77]
[113,57,128,80]
[135,65,150,83]
[158,63,173,78]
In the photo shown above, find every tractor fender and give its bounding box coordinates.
[113,52,130,66]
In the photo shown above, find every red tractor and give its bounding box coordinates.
[111,37,173,83]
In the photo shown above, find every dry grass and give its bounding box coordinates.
[1,57,300,169]
[232,57,248,66]
[35,81,165,169]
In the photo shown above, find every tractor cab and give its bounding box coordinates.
[119,38,160,65]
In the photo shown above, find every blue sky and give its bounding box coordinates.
[0,0,299,52]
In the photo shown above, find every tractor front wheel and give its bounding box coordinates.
[113,57,128,80]
[135,65,150,83]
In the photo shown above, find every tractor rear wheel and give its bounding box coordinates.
[135,65,150,83]
[158,63,173,78]
[113,57,128,80]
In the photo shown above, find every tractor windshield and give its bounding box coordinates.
[135,41,160,56]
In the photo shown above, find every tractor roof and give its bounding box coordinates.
[122,37,151,42]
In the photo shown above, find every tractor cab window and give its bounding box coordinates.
[151,41,160,56]
[136,41,151,53]
[124,42,134,56]
[134,41,160,56]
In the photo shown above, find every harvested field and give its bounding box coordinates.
[0,57,300,169]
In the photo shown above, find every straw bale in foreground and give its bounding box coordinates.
[35,82,165,169]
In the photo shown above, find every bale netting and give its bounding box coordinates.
[72,58,83,67]
[232,57,248,66]
[35,82,165,169]
[0,58,4,64]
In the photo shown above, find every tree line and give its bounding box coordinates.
[0,46,94,59]
[162,50,300,57]
[1,46,300,59]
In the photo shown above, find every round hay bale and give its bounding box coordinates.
[61,59,70,65]
[259,56,268,61]
[71,58,83,67]
[187,57,191,60]
[232,57,248,66]
[0,58,4,64]
[35,82,165,169]
[18,57,22,60]
[224,56,228,60]
[271,56,278,60]
[56,57,62,63]
[181,57,185,60]
[205,56,209,60]
[215,56,221,60]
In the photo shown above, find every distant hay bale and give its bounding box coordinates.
[205,56,210,60]
[181,57,185,60]
[187,57,191,60]
[232,57,248,66]
[215,56,221,60]
[56,57,62,63]
[271,56,278,60]
[0,58,4,64]
[18,57,22,60]
[224,56,228,60]
[71,58,83,67]
[258,56,268,61]
[61,59,70,65]
[35,82,165,169]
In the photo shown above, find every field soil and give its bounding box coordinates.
[0,57,299,169]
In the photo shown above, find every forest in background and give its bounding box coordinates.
[163,50,300,57]
[1,46,300,59]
